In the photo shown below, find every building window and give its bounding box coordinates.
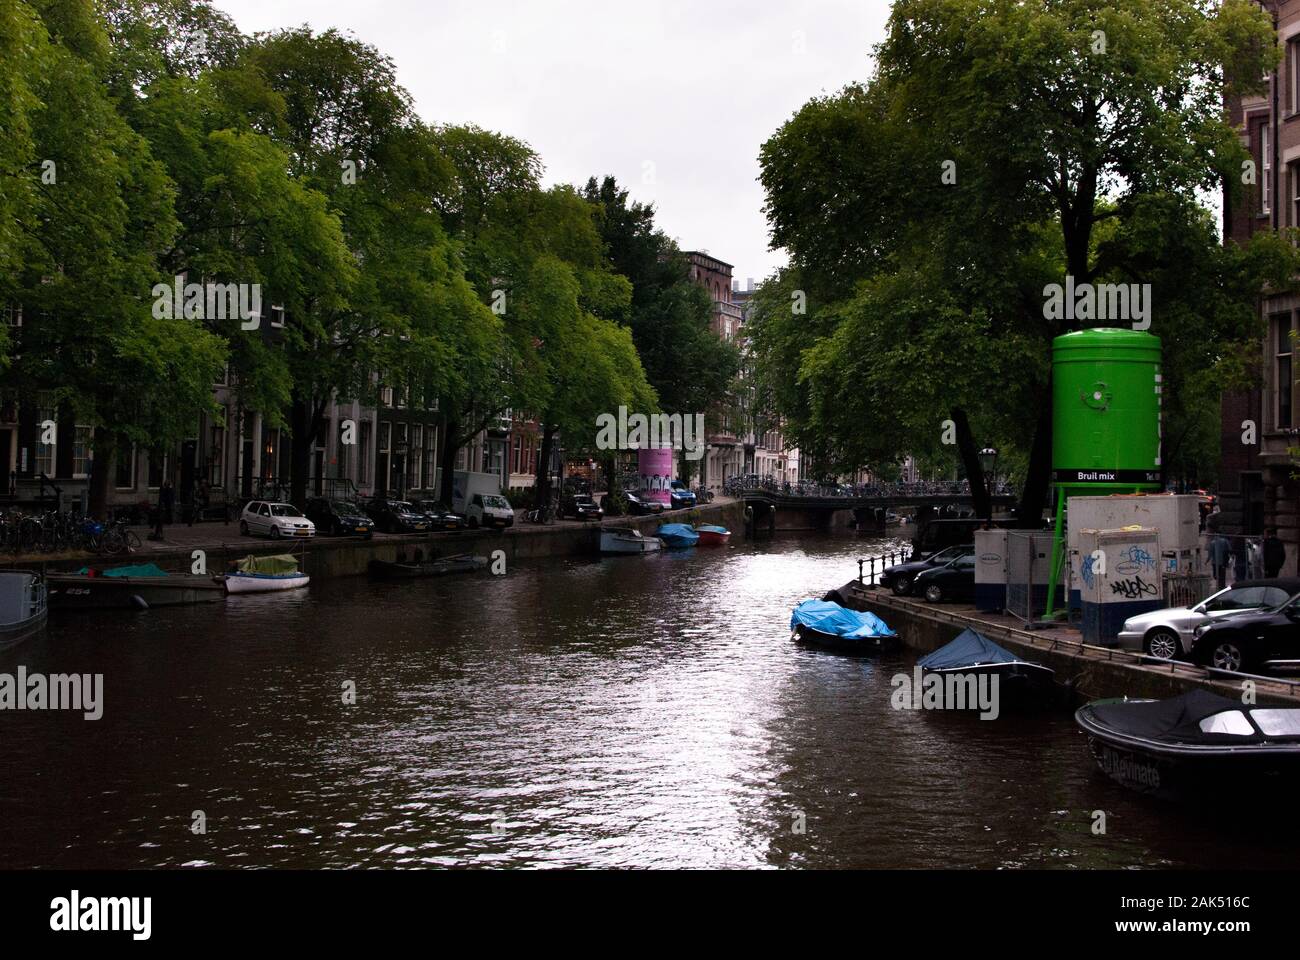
[4,304,20,327]
[1262,123,1272,215]
[1293,38,1300,113]
[34,404,55,477]
[410,424,423,490]
[380,385,394,407]
[269,304,286,328]
[425,427,438,490]
[513,435,522,474]
[378,420,391,492]
[359,420,372,486]
[1278,312,1293,429]
[148,451,166,489]
[115,443,136,490]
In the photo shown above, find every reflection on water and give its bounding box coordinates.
[0,532,1294,868]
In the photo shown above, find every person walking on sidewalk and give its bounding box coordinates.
[1264,528,1286,578]
[1208,532,1230,590]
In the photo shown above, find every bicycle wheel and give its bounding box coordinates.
[123,530,143,553]
[101,529,126,556]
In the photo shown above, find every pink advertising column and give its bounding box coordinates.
[637,447,673,507]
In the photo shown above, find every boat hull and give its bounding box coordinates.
[922,662,1058,709]
[696,529,731,546]
[792,623,900,655]
[369,556,488,578]
[0,607,47,651]
[223,573,311,594]
[47,575,226,610]
[600,532,662,554]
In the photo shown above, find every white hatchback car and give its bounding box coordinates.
[239,501,316,540]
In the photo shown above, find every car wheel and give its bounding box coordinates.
[1144,629,1182,660]
[270,526,281,540]
[1210,639,1244,672]
[924,583,944,603]
[892,577,911,597]
[239,520,249,536]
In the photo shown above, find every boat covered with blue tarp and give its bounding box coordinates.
[656,523,699,548]
[789,599,898,653]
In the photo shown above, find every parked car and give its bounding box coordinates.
[668,480,696,510]
[913,551,977,603]
[465,493,514,529]
[1119,578,1300,659]
[561,493,603,521]
[879,543,974,596]
[1192,586,1300,673]
[624,490,665,516]
[361,498,431,534]
[239,501,316,539]
[412,500,464,532]
[303,498,373,538]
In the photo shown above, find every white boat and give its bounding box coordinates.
[600,528,663,555]
[223,554,310,594]
[0,571,48,650]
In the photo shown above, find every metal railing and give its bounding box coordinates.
[855,548,914,585]
[724,476,1014,500]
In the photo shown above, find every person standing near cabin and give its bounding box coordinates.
[1264,528,1286,578]
[1208,532,1230,590]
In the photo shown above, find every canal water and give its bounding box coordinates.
[1,532,1293,869]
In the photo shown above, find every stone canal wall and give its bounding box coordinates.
[12,499,748,581]
[841,583,1300,707]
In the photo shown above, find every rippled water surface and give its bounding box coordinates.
[1,532,1295,869]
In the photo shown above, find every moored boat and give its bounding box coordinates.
[369,553,489,578]
[917,628,1056,707]
[656,523,699,549]
[223,554,310,594]
[789,599,899,653]
[694,524,731,546]
[47,563,225,610]
[1075,690,1300,800]
[600,528,662,555]
[0,570,48,650]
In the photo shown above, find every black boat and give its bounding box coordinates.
[917,629,1056,707]
[0,571,48,651]
[1075,689,1300,799]
[368,553,489,579]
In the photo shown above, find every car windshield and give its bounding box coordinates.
[331,501,359,513]
[392,502,416,512]
[270,504,302,517]
[483,496,509,509]
[929,545,968,563]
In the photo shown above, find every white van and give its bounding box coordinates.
[465,492,514,530]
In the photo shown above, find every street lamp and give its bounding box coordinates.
[978,446,998,507]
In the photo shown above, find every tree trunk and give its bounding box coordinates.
[1016,388,1054,529]
[951,407,990,520]
[288,393,319,507]
[439,415,459,509]
[533,425,557,508]
[88,427,114,518]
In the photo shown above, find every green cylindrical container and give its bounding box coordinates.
[1051,328,1162,490]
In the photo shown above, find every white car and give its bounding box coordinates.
[239,501,316,540]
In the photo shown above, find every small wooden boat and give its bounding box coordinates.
[917,628,1056,707]
[369,554,489,579]
[1075,690,1300,800]
[789,599,900,653]
[600,528,662,555]
[223,554,310,594]
[0,571,48,650]
[694,524,731,546]
[48,563,225,610]
[656,523,699,548]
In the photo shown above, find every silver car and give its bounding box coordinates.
[1117,579,1300,659]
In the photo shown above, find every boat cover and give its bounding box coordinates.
[658,524,699,542]
[790,599,896,639]
[75,563,170,578]
[1086,690,1300,745]
[918,629,1025,670]
[236,554,301,574]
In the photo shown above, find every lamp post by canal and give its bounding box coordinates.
[978,446,998,518]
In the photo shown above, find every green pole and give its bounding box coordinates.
[1044,486,1067,620]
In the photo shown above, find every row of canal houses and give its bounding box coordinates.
[3,249,798,514]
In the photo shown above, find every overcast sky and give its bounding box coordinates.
[214,0,892,287]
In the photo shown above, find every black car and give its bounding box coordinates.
[912,550,978,603]
[304,498,374,538]
[561,493,603,521]
[361,498,431,534]
[879,543,974,596]
[623,490,665,516]
[1192,587,1300,674]
[412,500,464,532]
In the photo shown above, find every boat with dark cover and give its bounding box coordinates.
[369,553,489,578]
[1075,689,1300,799]
[918,629,1056,706]
[656,523,699,548]
[789,599,899,653]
